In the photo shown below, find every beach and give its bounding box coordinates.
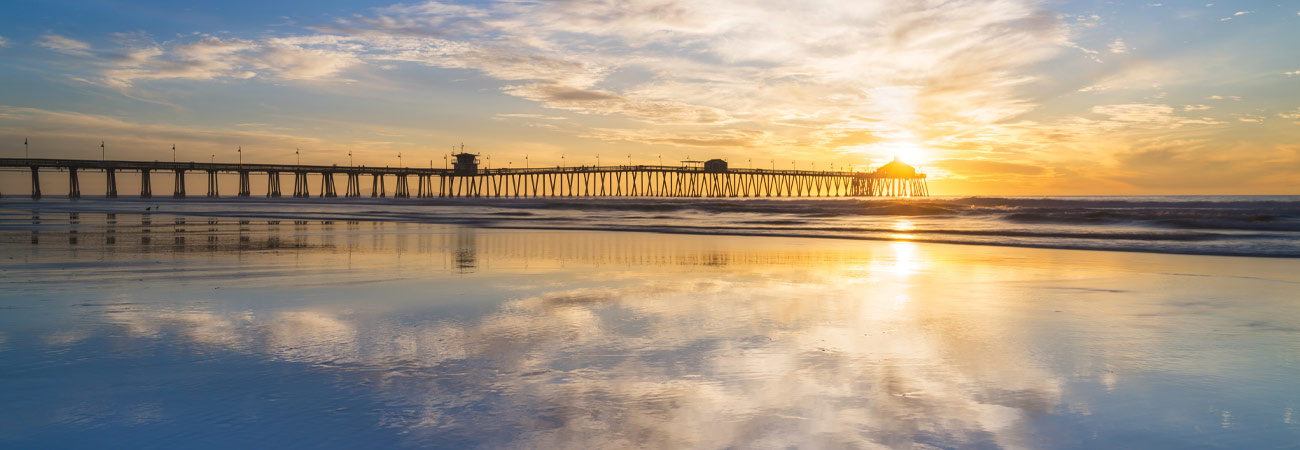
[2,201,1298,448]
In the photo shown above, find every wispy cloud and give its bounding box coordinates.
[1220,10,1252,21]
[38,34,94,56]
[1108,38,1128,54]
[40,34,361,88]
[0,36,9,48]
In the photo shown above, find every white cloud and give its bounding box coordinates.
[38,34,93,56]
[1108,38,1128,54]
[43,34,362,88]
[1286,70,1300,77]
[1183,104,1211,111]
[0,36,9,48]
[1279,108,1300,120]
[1220,10,1252,21]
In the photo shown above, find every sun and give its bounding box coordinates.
[881,142,929,167]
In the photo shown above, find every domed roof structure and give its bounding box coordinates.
[875,156,916,177]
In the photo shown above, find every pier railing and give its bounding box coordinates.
[0,158,928,199]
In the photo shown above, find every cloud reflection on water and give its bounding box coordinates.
[83,233,1065,448]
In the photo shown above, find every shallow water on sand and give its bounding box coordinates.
[1,209,1298,449]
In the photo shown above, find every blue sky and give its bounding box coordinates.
[1,0,1297,194]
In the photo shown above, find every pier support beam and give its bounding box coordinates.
[345,173,360,197]
[394,174,409,198]
[68,167,80,199]
[173,169,186,198]
[293,172,309,198]
[206,170,219,198]
[238,171,251,197]
[321,172,337,198]
[371,174,385,197]
[105,169,117,198]
[267,171,281,197]
[140,169,151,198]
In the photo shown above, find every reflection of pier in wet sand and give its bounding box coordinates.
[4,212,887,271]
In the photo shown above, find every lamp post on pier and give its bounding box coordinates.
[24,138,29,158]
[238,146,242,166]
[101,141,105,161]
[172,144,176,163]
[296,148,300,165]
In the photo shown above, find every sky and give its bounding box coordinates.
[0,0,1298,195]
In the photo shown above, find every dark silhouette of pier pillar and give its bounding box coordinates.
[321,172,337,198]
[293,172,309,198]
[206,170,219,198]
[394,173,409,198]
[140,169,152,198]
[68,167,81,199]
[30,167,41,199]
[371,173,385,197]
[238,171,251,197]
[173,169,186,198]
[345,173,360,197]
[267,171,281,197]
[105,169,117,198]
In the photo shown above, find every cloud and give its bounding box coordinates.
[26,0,1072,164]
[1278,108,1300,120]
[580,127,782,149]
[935,158,1046,176]
[1286,70,1300,77]
[1220,10,1251,21]
[38,34,93,56]
[0,36,8,48]
[40,34,361,88]
[1108,38,1128,54]
[1182,104,1211,111]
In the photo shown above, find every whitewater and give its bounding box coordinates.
[2,195,1298,257]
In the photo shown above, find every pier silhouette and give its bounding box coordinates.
[0,155,928,199]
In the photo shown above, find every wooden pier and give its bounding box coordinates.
[0,154,928,199]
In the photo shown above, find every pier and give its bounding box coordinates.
[0,154,928,199]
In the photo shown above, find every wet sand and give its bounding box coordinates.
[1,211,1298,448]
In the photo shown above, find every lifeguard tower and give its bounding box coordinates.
[453,153,479,175]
